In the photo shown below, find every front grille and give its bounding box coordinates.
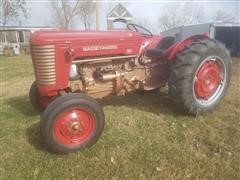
[31,45,56,85]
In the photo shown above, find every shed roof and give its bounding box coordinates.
[107,3,132,20]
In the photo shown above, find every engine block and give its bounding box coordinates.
[68,56,168,98]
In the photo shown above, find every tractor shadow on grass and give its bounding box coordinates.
[8,90,186,152]
[25,122,46,151]
[6,95,45,151]
[6,95,39,116]
[6,90,185,119]
[99,90,186,117]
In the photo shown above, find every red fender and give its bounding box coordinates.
[166,34,209,63]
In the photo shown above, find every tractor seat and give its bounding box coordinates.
[145,36,175,58]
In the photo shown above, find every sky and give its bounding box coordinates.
[24,0,239,33]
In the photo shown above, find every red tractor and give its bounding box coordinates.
[29,24,232,153]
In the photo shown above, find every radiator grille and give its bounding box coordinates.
[31,45,56,85]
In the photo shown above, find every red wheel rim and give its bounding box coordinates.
[54,107,96,146]
[194,58,223,100]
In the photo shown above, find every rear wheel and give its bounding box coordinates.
[40,93,105,154]
[169,39,232,115]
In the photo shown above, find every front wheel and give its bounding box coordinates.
[169,39,232,115]
[40,93,105,154]
[29,81,46,112]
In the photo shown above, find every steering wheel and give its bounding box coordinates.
[127,23,153,37]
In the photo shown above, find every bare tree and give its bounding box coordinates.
[78,0,96,30]
[215,10,236,22]
[135,17,151,28]
[134,17,158,33]
[49,0,96,30]
[49,0,81,29]
[0,0,28,26]
[158,2,202,31]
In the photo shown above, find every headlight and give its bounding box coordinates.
[69,64,79,80]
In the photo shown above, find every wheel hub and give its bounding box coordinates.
[194,59,222,100]
[70,121,82,133]
[54,108,96,146]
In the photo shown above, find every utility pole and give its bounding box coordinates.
[96,0,100,30]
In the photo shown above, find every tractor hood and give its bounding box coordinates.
[30,30,142,45]
[30,30,143,57]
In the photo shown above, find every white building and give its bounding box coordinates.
[0,26,55,55]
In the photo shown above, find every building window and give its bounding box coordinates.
[6,31,17,43]
[0,32,6,43]
[18,31,24,42]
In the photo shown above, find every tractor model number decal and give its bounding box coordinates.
[82,45,118,51]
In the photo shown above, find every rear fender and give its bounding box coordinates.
[166,34,209,63]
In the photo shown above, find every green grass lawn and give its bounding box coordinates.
[0,55,239,179]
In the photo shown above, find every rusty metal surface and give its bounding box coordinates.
[69,57,167,98]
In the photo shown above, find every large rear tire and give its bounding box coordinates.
[169,39,232,115]
[40,93,105,154]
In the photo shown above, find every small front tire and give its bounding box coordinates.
[40,93,105,154]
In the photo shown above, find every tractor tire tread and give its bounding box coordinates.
[168,39,232,115]
[40,93,105,154]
